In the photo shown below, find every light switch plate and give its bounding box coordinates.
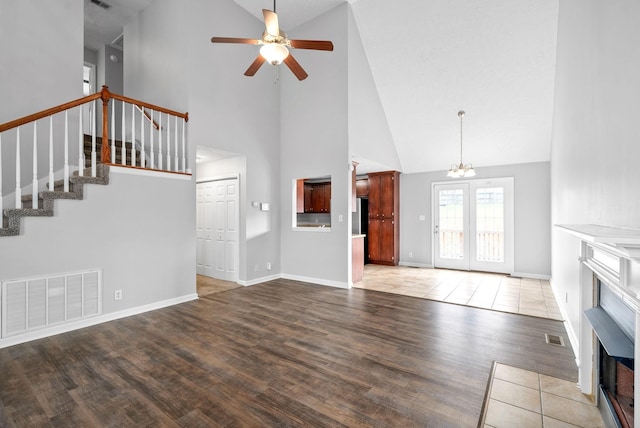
[260,203,270,211]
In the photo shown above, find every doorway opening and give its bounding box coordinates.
[433,177,514,274]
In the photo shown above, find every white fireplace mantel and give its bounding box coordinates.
[557,224,640,427]
[556,224,640,262]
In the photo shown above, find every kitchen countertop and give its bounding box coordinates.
[352,234,366,238]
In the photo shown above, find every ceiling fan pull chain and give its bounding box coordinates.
[274,65,280,84]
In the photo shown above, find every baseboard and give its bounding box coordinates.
[510,271,551,280]
[0,293,198,349]
[280,273,349,289]
[398,261,433,268]
[238,274,281,287]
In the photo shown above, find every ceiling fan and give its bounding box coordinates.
[210,2,334,81]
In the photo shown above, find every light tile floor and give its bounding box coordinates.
[482,363,605,428]
[355,265,564,320]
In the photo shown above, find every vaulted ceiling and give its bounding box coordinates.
[85,0,559,174]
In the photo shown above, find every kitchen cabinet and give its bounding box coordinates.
[356,179,369,198]
[296,180,305,213]
[304,182,331,213]
[367,171,400,265]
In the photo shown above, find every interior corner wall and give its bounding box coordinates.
[125,0,282,284]
[400,161,551,277]
[346,7,401,172]
[550,0,640,347]
[280,5,351,286]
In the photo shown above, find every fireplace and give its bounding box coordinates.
[588,280,635,427]
[556,224,640,428]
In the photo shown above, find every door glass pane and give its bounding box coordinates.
[476,187,504,262]
[439,189,464,259]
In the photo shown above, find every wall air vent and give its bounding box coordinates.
[90,0,112,10]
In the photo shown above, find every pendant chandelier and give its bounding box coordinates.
[447,110,476,178]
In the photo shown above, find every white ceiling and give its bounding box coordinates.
[84,0,559,174]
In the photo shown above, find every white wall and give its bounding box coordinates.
[0,169,196,346]
[0,0,83,199]
[125,0,281,284]
[400,161,551,277]
[550,0,640,352]
[279,5,351,287]
[347,8,402,172]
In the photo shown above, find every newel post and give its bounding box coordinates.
[100,85,111,164]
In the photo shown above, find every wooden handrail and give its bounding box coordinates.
[0,92,102,133]
[0,85,189,136]
[111,93,188,121]
[0,86,188,166]
[136,106,161,130]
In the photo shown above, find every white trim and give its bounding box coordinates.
[399,261,433,268]
[293,227,332,232]
[510,272,551,280]
[197,173,240,183]
[237,273,281,287]
[551,278,580,359]
[280,273,349,289]
[0,293,198,349]
[110,165,192,181]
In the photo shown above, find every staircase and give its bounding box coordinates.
[82,135,140,168]
[0,164,109,237]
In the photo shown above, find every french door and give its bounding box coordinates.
[433,178,513,273]
[196,178,239,282]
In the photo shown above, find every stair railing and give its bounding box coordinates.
[0,86,189,211]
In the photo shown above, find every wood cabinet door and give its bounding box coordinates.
[324,183,331,212]
[379,174,395,218]
[304,184,313,212]
[368,175,381,217]
[380,219,396,263]
[356,179,369,198]
[368,218,381,261]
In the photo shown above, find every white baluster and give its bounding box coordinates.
[166,114,171,171]
[111,101,115,164]
[15,127,22,208]
[181,118,186,173]
[140,106,145,168]
[32,121,38,209]
[0,134,3,214]
[78,106,84,176]
[91,99,96,177]
[174,116,178,172]
[121,100,126,165]
[158,113,163,170]
[131,103,136,167]
[48,117,54,191]
[149,109,154,169]
[64,111,69,192]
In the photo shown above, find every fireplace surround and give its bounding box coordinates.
[557,224,640,428]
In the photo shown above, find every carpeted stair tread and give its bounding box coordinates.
[0,165,110,237]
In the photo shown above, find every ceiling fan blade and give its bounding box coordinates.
[244,55,266,77]
[289,40,334,51]
[263,9,280,37]
[283,54,308,81]
[210,37,261,45]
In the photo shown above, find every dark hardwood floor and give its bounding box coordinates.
[0,279,577,427]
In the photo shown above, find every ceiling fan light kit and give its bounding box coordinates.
[447,110,476,178]
[210,3,333,81]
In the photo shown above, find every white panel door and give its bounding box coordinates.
[196,182,215,277]
[197,179,239,282]
[434,178,513,274]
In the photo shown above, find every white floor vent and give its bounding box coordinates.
[1,269,102,338]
